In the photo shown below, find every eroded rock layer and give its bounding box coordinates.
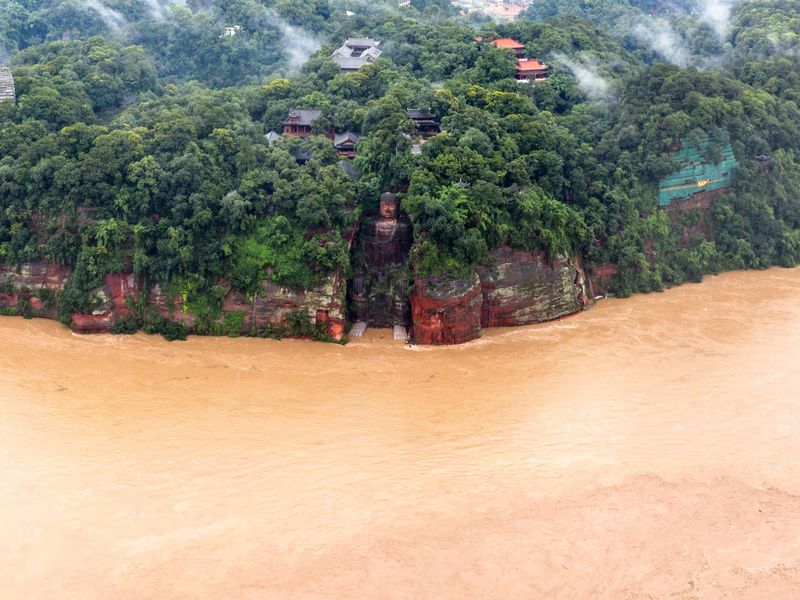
[410,272,483,345]
[219,275,346,339]
[72,273,141,333]
[476,248,590,328]
[0,262,70,319]
[0,263,345,340]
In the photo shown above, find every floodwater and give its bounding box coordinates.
[2,269,800,599]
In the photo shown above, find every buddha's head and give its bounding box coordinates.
[379,192,399,220]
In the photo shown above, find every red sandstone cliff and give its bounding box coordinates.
[410,273,483,345]
[4,248,593,345]
[0,262,345,340]
[0,262,71,318]
[71,273,142,333]
[476,248,590,328]
[219,275,346,340]
[408,249,594,345]
[663,188,724,246]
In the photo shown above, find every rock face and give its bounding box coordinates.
[410,272,483,345]
[3,245,592,345]
[0,262,71,290]
[219,275,347,339]
[588,263,618,298]
[0,262,346,340]
[72,273,141,333]
[0,262,71,318]
[663,187,725,246]
[349,192,412,329]
[408,248,591,345]
[148,284,196,329]
[476,247,590,328]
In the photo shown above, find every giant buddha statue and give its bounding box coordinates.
[349,192,412,340]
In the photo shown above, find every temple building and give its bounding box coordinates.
[476,37,549,83]
[406,109,440,139]
[282,109,322,138]
[333,131,359,158]
[516,58,549,82]
[491,38,526,59]
[331,38,382,72]
[0,68,16,104]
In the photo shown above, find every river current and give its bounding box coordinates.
[2,268,800,598]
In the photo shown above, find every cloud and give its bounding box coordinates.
[632,19,690,67]
[142,0,186,21]
[697,0,737,39]
[86,0,128,35]
[275,19,321,71]
[552,54,613,101]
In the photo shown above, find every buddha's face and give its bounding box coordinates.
[380,200,398,219]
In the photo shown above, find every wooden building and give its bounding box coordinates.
[331,38,382,72]
[407,108,440,138]
[282,109,322,138]
[515,58,549,82]
[491,38,526,59]
[333,131,359,158]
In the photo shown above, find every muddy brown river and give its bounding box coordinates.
[2,268,800,599]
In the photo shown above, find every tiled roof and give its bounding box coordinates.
[492,38,525,49]
[407,108,435,120]
[334,131,359,146]
[283,109,322,126]
[517,59,547,70]
[331,45,355,58]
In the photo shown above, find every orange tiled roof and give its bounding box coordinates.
[517,59,547,70]
[492,38,525,49]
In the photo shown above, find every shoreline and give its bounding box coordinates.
[1,265,797,350]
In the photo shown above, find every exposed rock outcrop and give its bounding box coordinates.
[219,275,347,339]
[72,273,141,333]
[588,263,618,298]
[476,248,590,328]
[408,249,592,345]
[410,272,483,345]
[148,284,197,329]
[3,246,595,345]
[662,187,726,246]
[0,262,71,318]
[0,262,71,292]
[0,262,345,340]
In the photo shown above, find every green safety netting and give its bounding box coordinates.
[658,138,738,207]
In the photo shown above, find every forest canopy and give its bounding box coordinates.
[1,0,799,321]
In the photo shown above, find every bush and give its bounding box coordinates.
[112,317,139,334]
[223,310,245,337]
[16,295,33,319]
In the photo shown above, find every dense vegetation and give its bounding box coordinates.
[1,0,799,322]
